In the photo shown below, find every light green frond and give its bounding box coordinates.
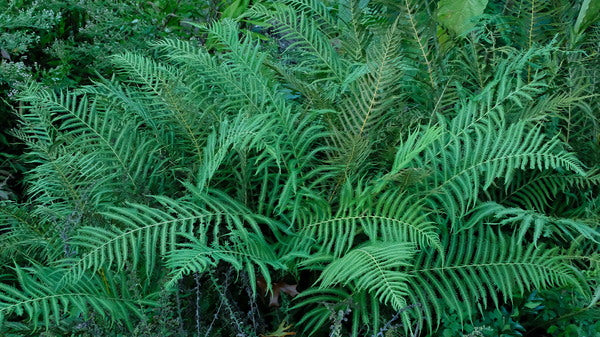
[196,113,277,191]
[277,0,340,36]
[110,52,207,162]
[19,88,167,196]
[292,186,440,257]
[467,201,600,244]
[336,17,406,138]
[318,242,416,311]
[0,266,148,331]
[388,125,443,175]
[404,228,584,331]
[248,3,347,83]
[165,230,284,296]
[420,105,585,225]
[397,0,438,96]
[164,234,233,289]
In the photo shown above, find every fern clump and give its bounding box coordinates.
[0,0,598,336]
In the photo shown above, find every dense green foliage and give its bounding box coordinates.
[1,0,599,336]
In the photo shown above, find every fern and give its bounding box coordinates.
[318,242,415,311]
[165,232,284,294]
[1,1,598,335]
[466,201,600,244]
[248,3,347,85]
[404,228,584,331]
[18,87,167,199]
[291,185,440,257]
[62,189,272,283]
[0,266,148,331]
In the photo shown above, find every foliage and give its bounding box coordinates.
[0,0,598,336]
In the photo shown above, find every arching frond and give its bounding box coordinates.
[0,266,148,331]
[466,201,600,244]
[19,87,167,198]
[404,228,584,331]
[291,185,440,257]
[110,52,208,164]
[0,202,56,263]
[165,232,284,295]
[62,190,267,282]
[248,3,347,84]
[417,93,585,225]
[196,113,276,191]
[318,242,415,311]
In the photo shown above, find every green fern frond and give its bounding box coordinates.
[318,242,416,312]
[292,185,440,257]
[337,17,406,136]
[248,3,347,84]
[165,231,284,295]
[291,286,388,337]
[466,201,600,244]
[209,19,293,118]
[110,52,207,162]
[417,90,585,225]
[62,185,277,283]
[19,88,167,197]
[0,266,148,331]
[277,0,340,36]
[0,202,55,263]
[404,228,584,331]
[63,198,200,281]
[196,113,277,191]
[396,0,438,95]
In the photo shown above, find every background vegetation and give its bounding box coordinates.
[0,0,598,336]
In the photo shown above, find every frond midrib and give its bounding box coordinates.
[0,291,140,313]
[410,260,567,274]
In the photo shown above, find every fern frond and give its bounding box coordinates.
[404,228,584,331]
[292,185,440,257]
[165,231,284,295]
[154,37,282,118]
[19,88,167,197]
[277,0,340,36]
[196,113,276,191]
[466,201,600,244]
[0,202,55,263]
[0,266,148,331]
[248,3,347,83]
[414,74,586,224]
[164,234,236,289]
[62,186,275,283]
[318,242,415,312]
[207,19,293,119]
[397,0,438,93]
[63,198,199,282]
[337,17,405,136]
[110,52,207,163]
